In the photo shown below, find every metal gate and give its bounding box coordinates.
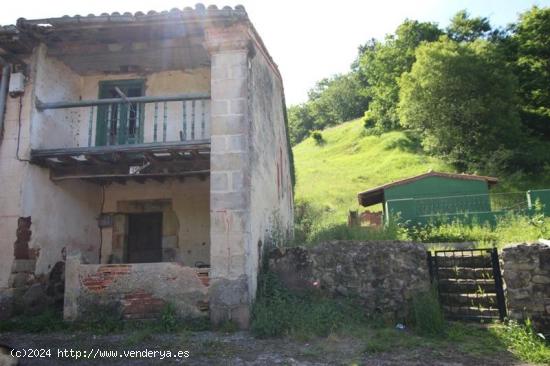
[428,248,506,321]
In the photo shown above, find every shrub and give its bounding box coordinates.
[311,130,325,145]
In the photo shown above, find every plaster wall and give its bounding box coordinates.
[31,45,83,149]
[0,68,33,289]
[246,47,293,299]
[101,178,210,266]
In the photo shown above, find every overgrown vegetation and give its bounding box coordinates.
[250,267,550,363]
[491,319,550,364]
[293,195,550,247]
[251,271,367,338]
[0,303,211,334]
[411,287,445,336]
[289,6,550,178]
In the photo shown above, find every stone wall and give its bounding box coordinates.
[269,241,431,320]
[64,256,209,321]
[502,242,550,332]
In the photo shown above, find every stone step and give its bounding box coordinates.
[442,305,500,318]
[438,278,496,293]
[437,267,494,280]
[434,255,492,268]
[440,292,498,308]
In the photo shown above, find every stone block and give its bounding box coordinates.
[231,171,245,191]
[226,134,247,153]
[210,191,248,211]
[211,66,230,80]
[211,78,247,99]
[211,210,248,233]
[211,152,248,171]
[211,51,247,69]
[11,259,36,273]
[211,99,229,115]
[211,172,229,192]
[211,115,246,135]
[532,275,550,284]
[210,135,227,154]
[229,98,246,115]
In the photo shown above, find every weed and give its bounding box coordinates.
[411,287,445,336]
[491,319,550,364]
[124,328,154,346]
[160,303,178,332]
[251,271,368,339]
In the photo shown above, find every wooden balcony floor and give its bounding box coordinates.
[30,140,210,184]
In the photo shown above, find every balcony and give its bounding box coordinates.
[30,94,211,184]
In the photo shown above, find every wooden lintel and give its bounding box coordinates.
[50,170,210,182]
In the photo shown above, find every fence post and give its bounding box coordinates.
[427,251,434,283]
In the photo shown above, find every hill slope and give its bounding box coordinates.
[292,119,453,224]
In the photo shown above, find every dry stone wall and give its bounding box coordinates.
[502,242,550,333]
[268,241,431,321]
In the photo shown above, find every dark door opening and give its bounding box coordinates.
[127,212,163,263]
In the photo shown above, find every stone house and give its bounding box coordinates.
[0,4,294,328]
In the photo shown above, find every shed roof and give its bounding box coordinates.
[357,171,499,207]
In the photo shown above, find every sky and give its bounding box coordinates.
[2,0,550,105]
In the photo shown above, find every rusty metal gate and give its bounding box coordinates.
[428,248,506,321]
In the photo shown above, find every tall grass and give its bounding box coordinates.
[251,271,367,339]
[294,198,549,248]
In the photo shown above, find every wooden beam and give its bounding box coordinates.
[51,170,210,182]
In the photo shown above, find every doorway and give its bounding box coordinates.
[127,212,163,263]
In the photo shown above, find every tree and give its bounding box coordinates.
[359,20,442,131]
[447,10,492,42]
[398,38,524,172]
[287,72,369,145]
[509,6,550,140]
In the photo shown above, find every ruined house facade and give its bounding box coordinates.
[0,5,293,327]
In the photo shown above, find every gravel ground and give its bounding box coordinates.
[0,330,527,366]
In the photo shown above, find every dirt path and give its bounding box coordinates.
[0,331,525,365]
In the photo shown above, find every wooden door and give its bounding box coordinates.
[127,212,163,263]
[96,79,144,146]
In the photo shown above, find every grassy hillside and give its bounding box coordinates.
[293,119,454,225]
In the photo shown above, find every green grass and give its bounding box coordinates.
[0,304,212,334]
[293,119,451,226]
[292,118,550,229]
[251,269,550,364]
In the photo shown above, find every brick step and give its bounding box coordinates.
[437,267,494,280]
[438,278,496,293]
[434,255,492,268]
[440,292,498,308]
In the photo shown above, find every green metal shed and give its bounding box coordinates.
[357,171,499,225]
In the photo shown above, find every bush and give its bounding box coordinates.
[311,130,325,145]
[411,287,445,336]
